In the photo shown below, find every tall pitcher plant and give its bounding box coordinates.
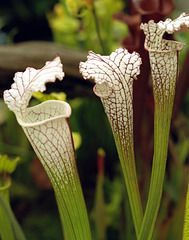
[3,57,92,240]
[3,12,189,240]
[79,48,143,238]
[139,13,189,240]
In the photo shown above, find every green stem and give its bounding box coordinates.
[92,5,106,54]
[139,103,172,240]
[94,149,106,240]
[116,138,143,239]
[183,177,189,240]
[38,155,92,240]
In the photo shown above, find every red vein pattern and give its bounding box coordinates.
[23,102,75,188]
[79,47,142,152]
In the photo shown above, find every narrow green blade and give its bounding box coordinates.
[0,191,26,240]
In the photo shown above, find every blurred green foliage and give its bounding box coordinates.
[47,0,128,53]
[0,155,19,174]
[32,91,67,102]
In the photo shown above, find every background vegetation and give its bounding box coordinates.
[0,0,189,239]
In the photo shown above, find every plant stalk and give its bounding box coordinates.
[54,172,91,240]
[116,135,143,239]
[138,101,173,240]
[92,5,106,54]
[183,177,189,240]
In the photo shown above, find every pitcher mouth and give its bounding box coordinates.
[16,100,72,128]
[144,39,185,53]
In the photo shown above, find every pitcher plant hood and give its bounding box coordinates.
[140,13,189,103]
[79,47,141,150]
[3,55,74,190]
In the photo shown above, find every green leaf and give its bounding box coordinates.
[0,155,20,174]
[72,132,82,150]
[33,91,67,102]
[0,177,14,240]
[0,177,26,240]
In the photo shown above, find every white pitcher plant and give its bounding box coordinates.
[79,47,143,238]
[3,56,92,240]
[140,12,189,240]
